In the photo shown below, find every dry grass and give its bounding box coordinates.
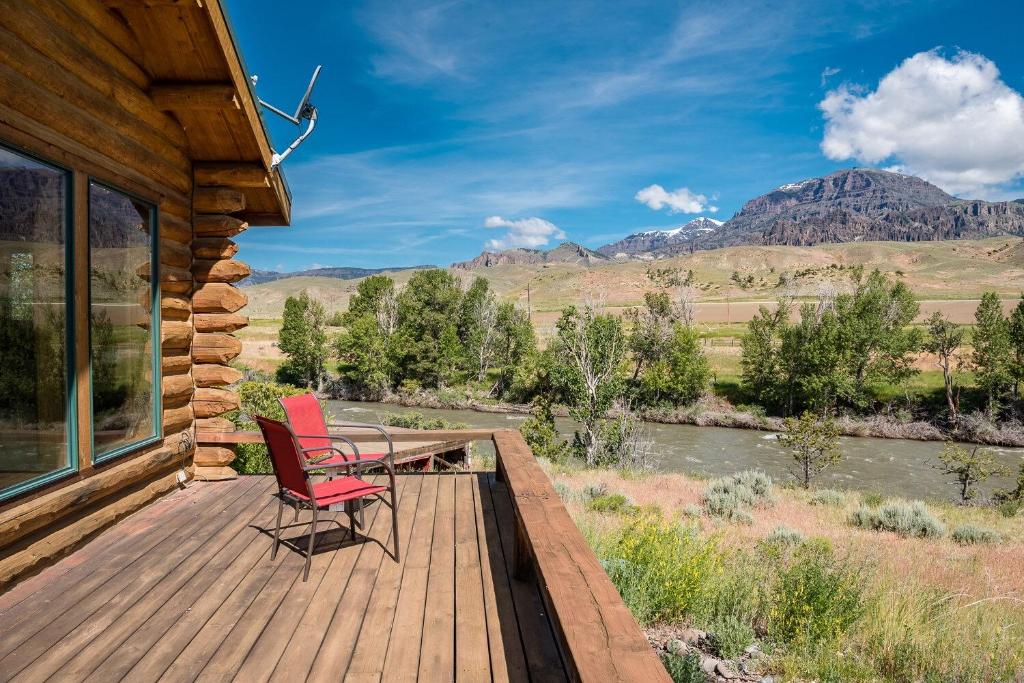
[554,468,1024,604]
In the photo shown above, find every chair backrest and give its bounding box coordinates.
[279,393,332,461]
[255,415,310,498]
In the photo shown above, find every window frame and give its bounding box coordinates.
[86,179,163,465]
[0,141,79,503]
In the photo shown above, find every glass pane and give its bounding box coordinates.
[89,183,156,457]
[0,146,71,496]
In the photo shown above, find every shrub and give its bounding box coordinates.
[660,650,704,683]
[708,614,755,659]
[766,525,804,546]
[681,504,702,518]
[848,501,945,538]
[767,539,866,644]
[702,470,773,521]
[951,524,1000,545]
[587,492,634,514]
[862,492,884,507]
[601,514,719,625]
[582,483,608,501]
[230,380,309,474]
[809,489,845,507]
[731,509,755,525]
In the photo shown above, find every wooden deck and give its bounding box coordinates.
[0,473,568,682]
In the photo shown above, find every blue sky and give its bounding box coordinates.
[226,0,1024,271]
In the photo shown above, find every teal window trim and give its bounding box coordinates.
[87,180,162,465]
[0,141,78,503]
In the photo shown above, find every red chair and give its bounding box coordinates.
[279,393,394,469]
[255,415,400,581]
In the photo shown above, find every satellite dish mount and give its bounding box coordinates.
[251,65,322,168]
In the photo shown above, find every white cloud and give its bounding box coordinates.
[484,216,565,250]
[635,185,718,214]
[819,49,1024,197]
[820,66,841,86]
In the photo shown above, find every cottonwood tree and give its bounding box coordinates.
[924,312,965,426]
[935,442,1009,503]
[336,276,400,394]
[638,323,710,406]
[778,410,842,489]
[278,290,330,390]
[1009,295,1024,400]
[549,301,626,465]
[741,300,791,411]
[972,292,1013,416]
[395,269,464,388]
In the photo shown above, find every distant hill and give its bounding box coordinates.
[452,241,610,269]
[596,169,1024,258]
[596,217,723,258]
[241,264,432,286]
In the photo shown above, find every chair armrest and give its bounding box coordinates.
[303,457,394,475]
[326,422,395,462]
[294,434,361,459]
[301,444,359,465]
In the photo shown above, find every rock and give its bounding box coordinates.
[715,661,740,679]
[700,656,720,675]
[759,677,774,683]
[743,644,761,656]
[667,639,688,655]
[680,627,706,645]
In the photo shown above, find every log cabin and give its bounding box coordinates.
[0,2,670,680]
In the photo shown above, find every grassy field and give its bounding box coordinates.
[238,237,1024,319]
[554,464,1024,681]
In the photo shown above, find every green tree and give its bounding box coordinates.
[778,410,842,488]
[836,269,921,404]
[740,301,790,411]
[972,292,1013,416]
[549,303,626,465]
[924,312,965,425]
[935,442,1009,503]
[459,277,499,382]
[1008,294,1024,400]
[336,276,399,394]
[627,291,678,381]
[277,291,330,389]
[638,323,709,406]
[492,302,536,398]
[520,395,570,463]
[394,269,464,387]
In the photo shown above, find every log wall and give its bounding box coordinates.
[0,0,195,584]
[190,186,249,479]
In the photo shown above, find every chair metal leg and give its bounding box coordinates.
[390,489,401,562]
[272,495,284,560]
[305,506,317,582]
[293,502,300,523]
[358,497,365,528]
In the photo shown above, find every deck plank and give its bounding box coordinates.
[342,475,425,683]
[37,488,280,683]
[379,475,441,683]
[416,474,457,682]
[485,473,568,682]
[473,474,529,683]
[303,476,410,682]
[199,479,411,682]
[0,474,579,683]
[454,474,491,683]
[0,477,270,678]
[0,476,251,635]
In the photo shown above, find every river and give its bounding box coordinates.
[328,400,1024,502]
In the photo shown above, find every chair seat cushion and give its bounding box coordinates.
[289,476,388,508]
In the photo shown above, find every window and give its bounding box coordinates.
[88,182,160,461]
[0,145,76,501]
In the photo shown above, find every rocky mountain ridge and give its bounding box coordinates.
[596,217,723,258]
[451,241,610,269]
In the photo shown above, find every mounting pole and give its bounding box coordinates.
[251,65,323,168]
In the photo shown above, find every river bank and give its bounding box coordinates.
[332,387,1024,448]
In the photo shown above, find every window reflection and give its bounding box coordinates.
[0,146,71,497]
[89,183,157,458]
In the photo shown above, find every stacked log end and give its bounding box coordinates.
[158,210,196,465]
[190,181,252,480]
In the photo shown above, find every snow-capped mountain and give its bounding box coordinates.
[596,217,723,257]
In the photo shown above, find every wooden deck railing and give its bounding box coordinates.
[195,426,671,683]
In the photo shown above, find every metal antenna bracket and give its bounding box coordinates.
[251,65,323,168]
